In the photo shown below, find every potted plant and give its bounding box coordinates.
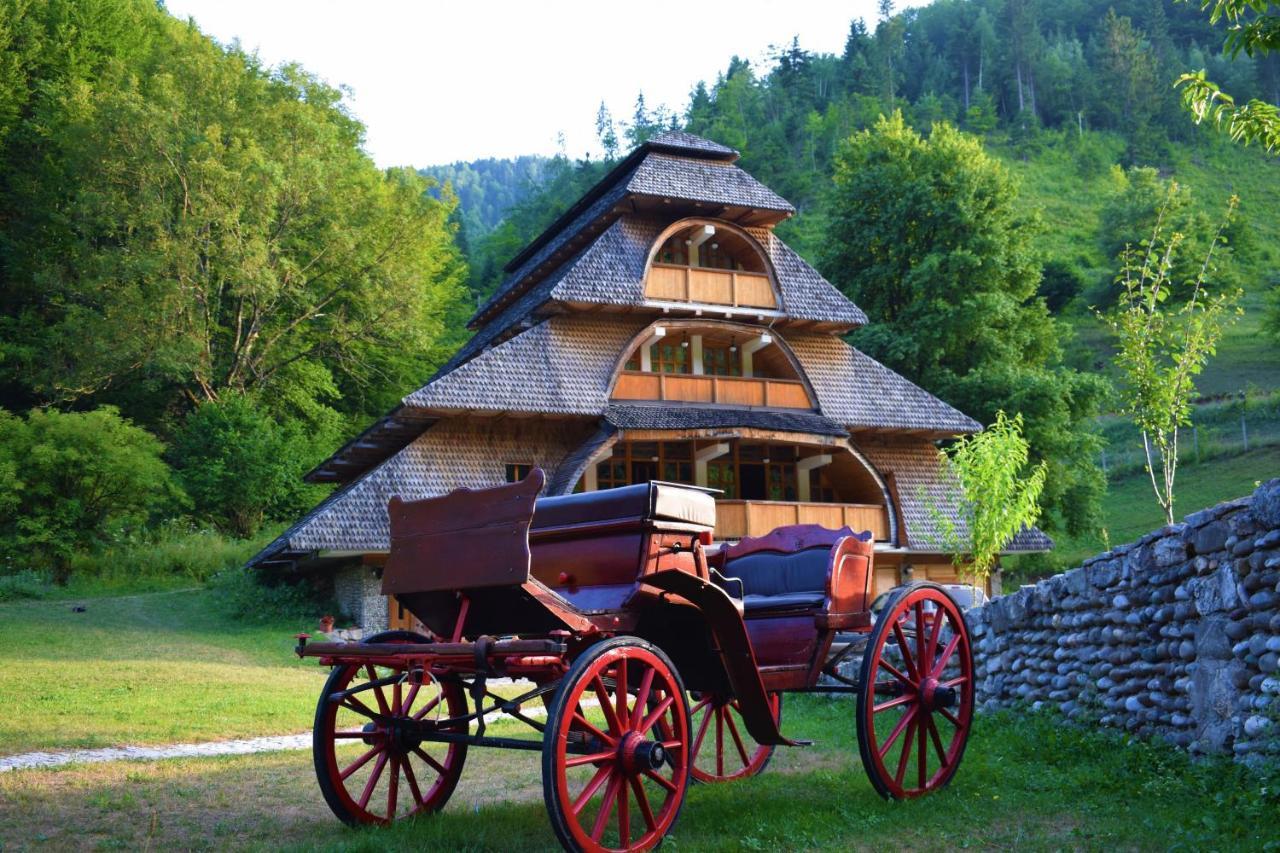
[318,614,335,634]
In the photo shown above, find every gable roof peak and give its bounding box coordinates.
[645,130,739,162]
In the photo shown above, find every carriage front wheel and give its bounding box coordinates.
[856,582,974,799]
[542,636,691,853]
[313,630,468,825]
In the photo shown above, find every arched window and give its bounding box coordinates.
[645,220,777,309]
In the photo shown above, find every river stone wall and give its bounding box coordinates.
[970,478,1280,762]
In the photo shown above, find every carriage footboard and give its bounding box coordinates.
[644,569,805,747]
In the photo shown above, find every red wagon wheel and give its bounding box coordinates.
[688,691,782,783]
[543,637,691,853]
[856,582,974,800]
[313,630,468,825]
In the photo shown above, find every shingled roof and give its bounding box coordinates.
[785,333,981,435]
[470,132,799,329]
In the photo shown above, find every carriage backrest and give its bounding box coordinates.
[382,469,543,596]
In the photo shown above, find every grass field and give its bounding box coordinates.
[0,589,1277,850]
[0,589,325,754]
[1,699,1276,851]
[1012,445,1280,575]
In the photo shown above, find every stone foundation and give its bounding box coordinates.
[970,478,1280,762]
[333,564,388,634]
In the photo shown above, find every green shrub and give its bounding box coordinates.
[171,394,332,538]
[209,564,338,624]
[0,570,53,601]
[0,406,180,582]
[67,522,262,589]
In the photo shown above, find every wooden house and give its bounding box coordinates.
[249,131,1050,632]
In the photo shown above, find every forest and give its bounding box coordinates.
[0,0,1277,598]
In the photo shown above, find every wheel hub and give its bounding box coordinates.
[919,677,956,711]
[618,731,667,773]
[384,717,423,755]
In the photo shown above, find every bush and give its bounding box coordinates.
[67,522,262,589]
[0,407,180,582]
[1038,259,1086,312]
[172,394,332,537]
[209,564,338,624]
[0,570,53,601]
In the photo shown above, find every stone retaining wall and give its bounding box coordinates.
[970,478,1280,762]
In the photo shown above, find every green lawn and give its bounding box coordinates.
[1014,445,1280,575]
[0,699,1275,851]
[0,589,325,754]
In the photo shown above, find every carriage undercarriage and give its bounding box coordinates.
[295,471,974,852]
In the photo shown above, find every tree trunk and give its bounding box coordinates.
[963,61,971,109]
[1016,63,1025,113]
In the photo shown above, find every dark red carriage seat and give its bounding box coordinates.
[720,525,874,614]
[531,481,716,530]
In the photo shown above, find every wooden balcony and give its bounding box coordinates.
[645,264,777,309]
[612,371,812,409]
[715,500,890,542]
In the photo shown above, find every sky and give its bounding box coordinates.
[163,1,919,169]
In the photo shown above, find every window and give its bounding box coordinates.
[505,463,533,483]
[651,342,688,374]
[706,460,737,499]
[702,344,742,377]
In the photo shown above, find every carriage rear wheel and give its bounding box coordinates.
[313,630,468,825]
[856,582,974,799]
[543,637,691,853]
[688,691,782,783]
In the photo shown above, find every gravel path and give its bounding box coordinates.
[1,679,579,773]
[0,734,313,773]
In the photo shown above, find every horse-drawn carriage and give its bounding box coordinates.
[295,470,974,851]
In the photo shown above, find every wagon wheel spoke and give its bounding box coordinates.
[933,633,962,677]
[412,746,447,776]
[590,770,623,842]
[941,676,968,690]
[926,604,946,672]
[411,692,442,721]
[358,751,389,810]
[915,603,927,675]
[618,770,631,849]
[691,701,714,759]
[715,705,725,776]
[332,730,379,739]
[937,706,962,728]
[399,680,420,715]
[916,712,928,790]
[593,675,623,736]
[365,665,392,716]
[387,755,400,820]
[873,694,914,713]
[878,659,915,688]
[564,749,616,768]
[724,707,751,767]
[631,668,656,728]
[877,705,916,760]
[571,764,615,816]
[341,695,382,721]
[643,768,677,792]
[572,711,617,747]
[892,621,919,680]
[629,775,657,831]
[638,694,674,736]
[340,744,384,781]
[893,715,917,787]
[614,658,629,730]
[925,714,949,768]
[400,752,425,806]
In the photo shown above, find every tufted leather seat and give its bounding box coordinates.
[724,548,829,613]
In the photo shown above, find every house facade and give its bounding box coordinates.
[250,131,1050,632]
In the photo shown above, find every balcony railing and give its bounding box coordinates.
[611,371,812,409]
[645,264,777,309]
[715,500,890,542]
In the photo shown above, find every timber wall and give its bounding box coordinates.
[970,478,1280,763]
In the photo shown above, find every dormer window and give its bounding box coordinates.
[645,220,777,310]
